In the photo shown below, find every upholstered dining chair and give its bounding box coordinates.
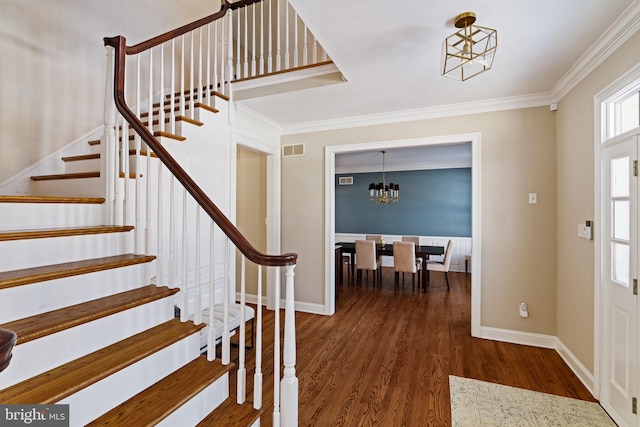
[401,236,423,264]
[426,240,453,289]
[355,239,382,286]
[393,241,421,292]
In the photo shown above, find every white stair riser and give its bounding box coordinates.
[159,372,229,427]
[32,178,102,198]
[0,263,152,323]
[0,232,133,271]
[0,297,174,389]
[64,159,100,174]
[60,333,202,427]
[0,203,104,230]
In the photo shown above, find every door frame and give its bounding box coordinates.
[230,129,282,310]
[594,62,640,407]
[323,132,482,337]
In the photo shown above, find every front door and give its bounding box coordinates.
[602,135,639,426]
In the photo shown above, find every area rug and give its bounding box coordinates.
[449,375,615,426]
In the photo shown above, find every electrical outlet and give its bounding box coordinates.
[528,193,537,204]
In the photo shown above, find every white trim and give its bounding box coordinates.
[284,93,551,135]
[477,325,557,349]
[556,338,597,396]
[593,62,640,403]
[231,128,282,311]
[325,133,482,332]
[552,0,640,102]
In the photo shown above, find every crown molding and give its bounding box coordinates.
[280,92,553,135]
[551,0,640,102]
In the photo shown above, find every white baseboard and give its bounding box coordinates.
[555,338,596,397]
[477,325,557,348]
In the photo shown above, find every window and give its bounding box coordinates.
[605,88,640,139]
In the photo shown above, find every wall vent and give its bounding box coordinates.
[338,176,353,185]
[282,144,305,157]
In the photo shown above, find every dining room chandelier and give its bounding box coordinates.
[368,150,399,205]
[441,11,497,81]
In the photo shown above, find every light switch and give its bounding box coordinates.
[578,223,593,239]
[528,193,537,204]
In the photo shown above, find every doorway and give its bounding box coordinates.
[324,133,482,336]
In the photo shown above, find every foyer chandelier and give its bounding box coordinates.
[441,11,497,81]
[368,151,399,205]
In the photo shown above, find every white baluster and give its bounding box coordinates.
[272,265,281,426]
[281,264,298,426]
[236,10,241,79]
[268,0,273,73]
[251,4,256,76]
[159,43,165,133]
[284,0,290,69]
[206,23,211,106]
[122,115,129,227]
[226,11,234,95]
[180,35,186,118]
[189,31,195,117]
[313,38,318,64]
[260,1,265,75]
[244,7,249,78]
[170,39,176,135]
[113,115,122,226]
[102,46,116,225]
[293,9,298,68]
[134,55,142,254]
[181,188,188,322]
[276,0,281,71]
[198,27,203,112]
[302,22,308,66]
[169,176,176,289]
[195,208,202,324]
[157,159,163,287]
[207,220,216,361]
[253,264,263,409]
[237,256,247,404]
[222,239,231,364]
[214,21,220,96]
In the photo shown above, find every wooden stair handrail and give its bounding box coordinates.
[125,0,262,55]
[104,17,297,267]
[104,37,296,267]
[0,328,17,373]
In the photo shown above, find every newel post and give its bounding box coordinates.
[101,45,116,225]
[281,264,298,426]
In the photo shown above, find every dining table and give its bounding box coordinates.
[336,241,445,292]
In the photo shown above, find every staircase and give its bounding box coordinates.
[0,1,310,424]
[0,94,263,426]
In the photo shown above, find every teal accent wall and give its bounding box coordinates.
[336,168,471,237]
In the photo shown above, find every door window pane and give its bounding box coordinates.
[613,200,630,241]
[612,242,630,287]
[611,157,630,198]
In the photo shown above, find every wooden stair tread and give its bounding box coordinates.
[61,153,100,162]
[86,355,232,426]
[197,400,262,426]
[31,172,100,181]
[30,172,141,181]
[0,254,156,290]
[0,225,134,242]
[0,195,104,204]
[0,319,204,404]
[0,285,178,345]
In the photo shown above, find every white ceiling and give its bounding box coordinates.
[236,0,639,130]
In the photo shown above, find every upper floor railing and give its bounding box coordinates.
[102,0,315,424]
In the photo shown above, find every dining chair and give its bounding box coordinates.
[355,239,382,286]
[426,240,453,289]
[401,236,423,264]
[393,241,421,292]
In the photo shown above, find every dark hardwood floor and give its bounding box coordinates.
[229,266,597,427]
